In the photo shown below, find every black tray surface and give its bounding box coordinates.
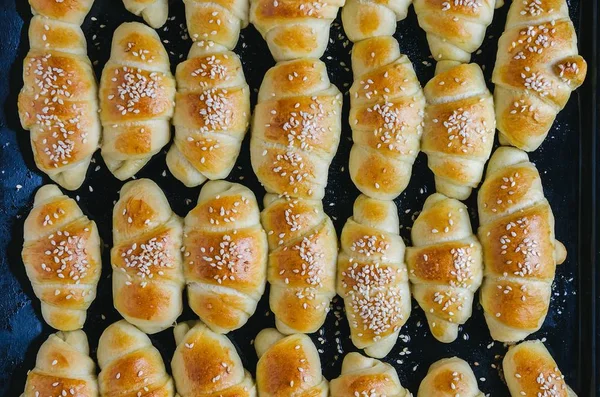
[0,0,595,396]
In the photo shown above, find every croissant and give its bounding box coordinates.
[22,185,101,330]
[503,340,576,397]
[183,180,268,333]
[330,352,410,397]
[251,58,342,200]
[347,36,425,200]
[21,331,98,397]
[171,321,256,397]
[478,146,566,342]
[122,0,169,29]
[413,0,498,63]
[261,194,337,334]
[406,193,483,343]
[98,320,175,396]
[18,11,101,190]
[341,0,411,43]
[337,195,410,358]
[255,328,329,396]
[418,357,484,397]
[492,0,587,151]
[100,22,175,180]
[250,0,345,61]
[421,63,495,200]
[111,179,185,334]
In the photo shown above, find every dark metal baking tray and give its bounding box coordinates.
[0,0,596,395]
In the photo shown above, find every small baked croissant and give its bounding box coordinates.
[342,0,411,42]
[421,63,495,200]
[183,0,249,50]
[100,22,176,180]
[478,146,566,342]
[418,357,484,397]
[98,320,175,396]
[414,0,498,63]
[261,194,337,334]
[21,331,98,397]
[348,36,425,200]
[22,185,102,331]
[183,180,268,333]
[171,321,256,396]
[330,352,410,397]
[492,0,587,151]
[111,179,185,334]
[28,0,94,25]
[250,0,345,61]
[255,328,328,396]
[503,340,576,397]
[251,58,342,200]
[122,0,169,29]
[406,193,483,343]
[337,195,411,358]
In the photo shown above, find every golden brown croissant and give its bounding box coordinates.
[478,146,566,342]
[341,0,411,42]
[492,0,587,151]
[28,0,95,25]
[417,357,484,397]
[22,185,101,330]
[122,0,169,29]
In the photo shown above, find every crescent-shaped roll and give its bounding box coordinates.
[18,13,101,190]
[249,0,345,61]
[122,0,169,29]
[348,36,425,200]
[250,58,343,200]
[98,320,175,396]
[341,0,411,43]
[330,352,410,397]
[406,193,483,343]
[492,0,587,151]
[478,146,567,342]
[413,0,498,64]
[417,357,484,397]
[503,340,577,397]
[21,331,98,397]
[100,22,175,180]
[183,180,268,333]
[421,63,495,200]
[337,195,410,358]
[22,185,101,331]
[111,179,185,334]
[261,194,337,334]
[255,328,328,396]
[171,321,256,397]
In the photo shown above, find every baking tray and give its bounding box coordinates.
[0,0,596,395]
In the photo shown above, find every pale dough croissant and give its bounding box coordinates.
[421,63,495,200]
[255,328,328,396]
[414,0,498,63]
[503,340,577,397]
[111,179,185,334]
[250,58,342,200]
[330,352,410,397]
[342,0,411,43]
[492,0,587,151]
[100,22,175,180]
[478,146,567,342]
[22,185,101,330]
[171,321,256,397]
[406,193,483,343]
[98,320,175,396]
[18,4,100,190]
[21,330,98,397]
[348,36,425,200]
[261,194,337,334]
[183,180,268,333]
[337,195,410,358]
[122,0,169,29]
[250,0,345,61]
[418,357,484,397]
[167,0,250,187]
